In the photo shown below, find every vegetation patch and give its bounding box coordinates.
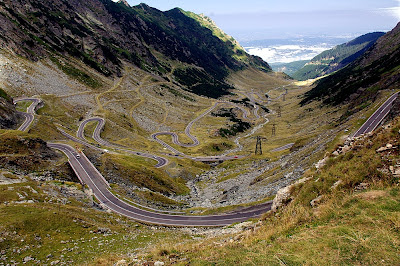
[0,88,11,102]
[0,130,58,171]
[101,154,189,196]
[211,108,251,137]
[173,67,233,98]
[134,190,185,207]
[160,84,194,102]
[231,98,252,108]
[49,56,102,89]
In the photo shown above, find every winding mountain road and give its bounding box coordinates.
[76,117,168,168]
[151,101,252,155]
[13,97,42,132]
[48,143,271,226]
[16,91,398,226]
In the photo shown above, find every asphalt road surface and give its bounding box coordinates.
[13,98,42,132]
[48,143,272,226]
[353,92,399,138]
[18,91,399,226]
[151,101,251,155]
[77,117,168,168]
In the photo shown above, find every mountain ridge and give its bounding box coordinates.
[0,0,270,98]
[292,32,385,81]
[301,22,400,108]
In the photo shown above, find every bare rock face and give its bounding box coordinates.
[271,186,291,212]
[118,0,130,7]
[271,176,312,212]
[0,90,23,129]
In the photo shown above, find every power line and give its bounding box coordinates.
[255,136,267,155]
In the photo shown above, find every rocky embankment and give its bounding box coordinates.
[0,133,63,173]
[0,88,23,129]
[273,120,400,212]
[173,124,345,209]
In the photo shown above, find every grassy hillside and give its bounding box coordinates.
[302,23,400,110]
[139,117,400,265]
[293,32,384,81]
[0,172,193,265]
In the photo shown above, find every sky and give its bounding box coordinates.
[124,0,400,41]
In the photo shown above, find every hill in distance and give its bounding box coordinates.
[302,22,400,109]
[292,32,385,81]
[270,60,309,76]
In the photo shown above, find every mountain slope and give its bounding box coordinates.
[142,117,400,265]
[0,0,270,98]
[0,88,23,129]
[270,60,309,76]
[293,32,384,81]
[301,23,400,107]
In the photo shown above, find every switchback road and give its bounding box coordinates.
[13,97,42,132]
[151,101,252,154]
[75,117,168,168]
[48,143,271,226]
[16,91,399,226]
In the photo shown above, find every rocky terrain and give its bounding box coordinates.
[0,0,270,98]
[0,87,23,129]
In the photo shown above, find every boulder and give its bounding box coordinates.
[23,256,34,263]
[310,195,324,207]
[271,186,291,212]
[315,157,327,169]
[355,183,369,191]
[331,180,343,190]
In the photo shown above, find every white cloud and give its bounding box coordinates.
[245,44,333,63]
[378,1,400,20]
[380,7,400,19]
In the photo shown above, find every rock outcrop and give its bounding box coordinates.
[0,88,22,129]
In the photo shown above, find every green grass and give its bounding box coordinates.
[15,101,32,112]
[50,56,102,89]
[134,190,185,207]
[0,88,11,102]
[0,177,193,265]
[140,117,400,265]
[100,153,190,196]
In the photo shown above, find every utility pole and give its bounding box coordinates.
[255,136,267,155]
[272,123,276,136]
